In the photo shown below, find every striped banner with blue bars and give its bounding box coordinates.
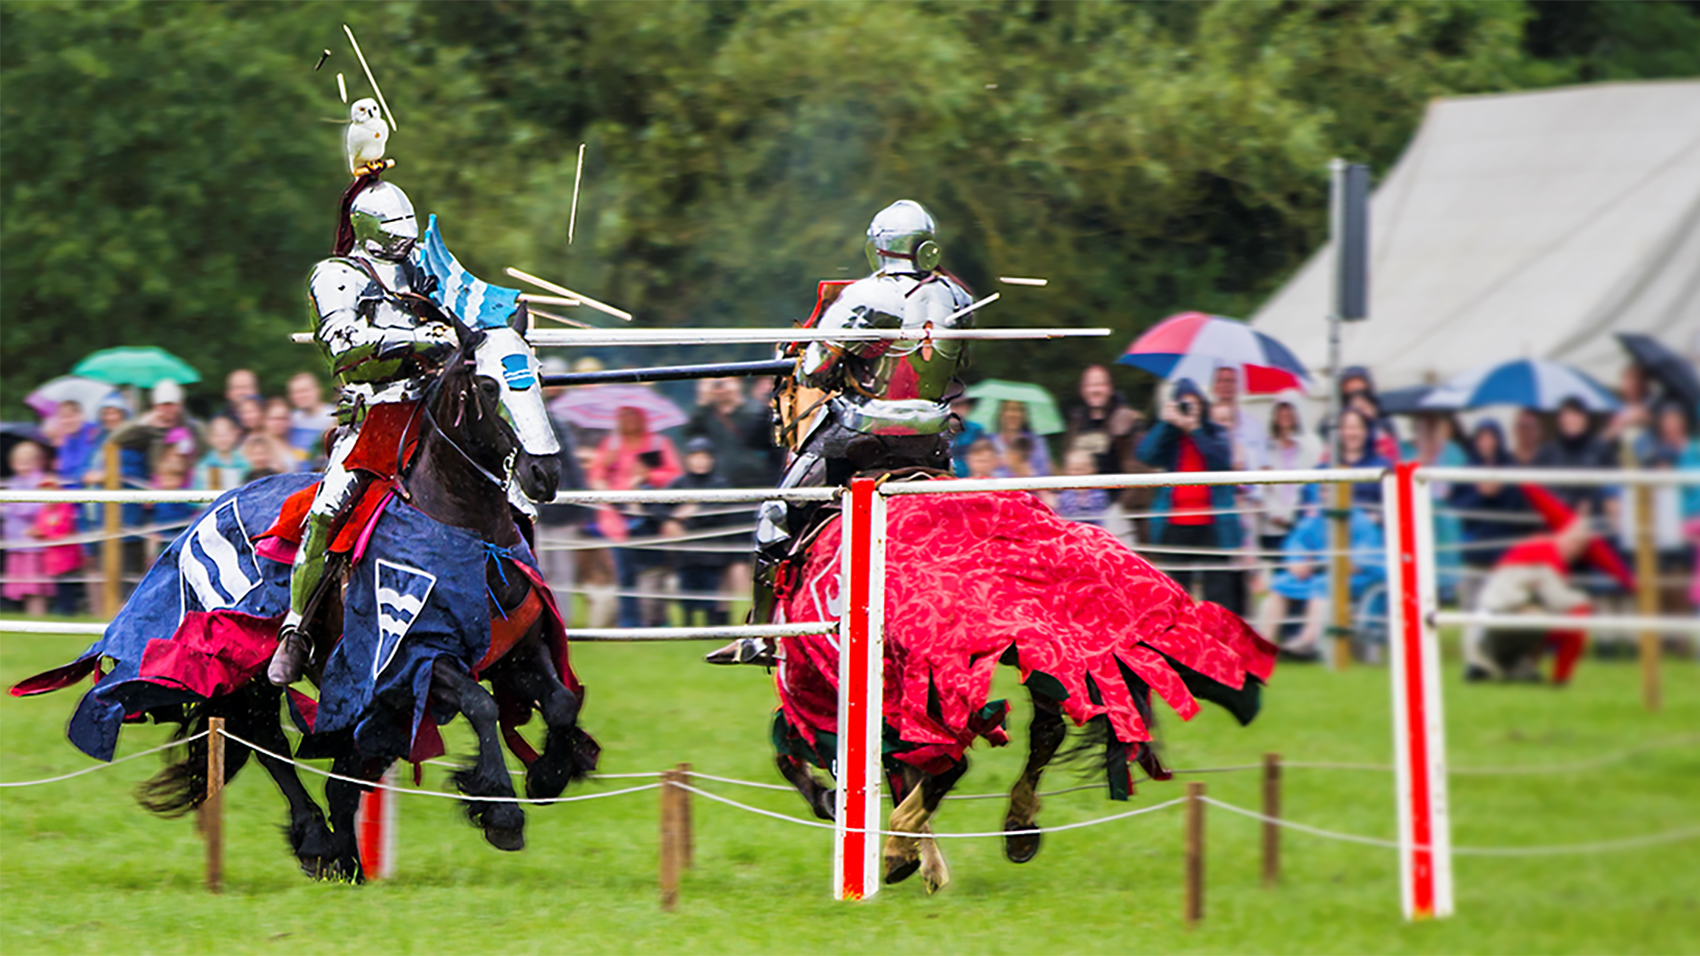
[412,213,522,329]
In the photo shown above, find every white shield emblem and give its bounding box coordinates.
[372,559,438,679]
[179,500,260,615]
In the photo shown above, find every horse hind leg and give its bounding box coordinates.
[433,658,526,851]
[884,759,967,889]
[1005,693,1067,864]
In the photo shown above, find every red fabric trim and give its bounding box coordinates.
[335,171,386,256]
[286,688,319,733]
[803,280,856,329]
[10,655,99,697]
[408,717,445,764]
[259,478,396,556]
[476,587,543,675]
[135,611,282,700]
[773,489,1274,768]
[342,402,422,479]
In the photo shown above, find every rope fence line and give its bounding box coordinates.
[672,782,1190,838]
[0,730,210,788]
[1201,798,1700,857]
[6,730,1697,871]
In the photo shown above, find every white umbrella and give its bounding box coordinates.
[25,376,123,418]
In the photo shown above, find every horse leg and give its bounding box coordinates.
[322,750,382,883]
[490,635,584,802]
[776,755,835,821]
[432,658,526,851]
[229,684,336,877]
[917,821,950,894]
[1005,691,1067,864]
[883,758,967,891]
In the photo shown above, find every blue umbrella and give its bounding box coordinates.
[1420,359,1619,412]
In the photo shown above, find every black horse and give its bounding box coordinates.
[129,322,593,880]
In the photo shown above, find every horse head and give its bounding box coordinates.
[427,318,561,503]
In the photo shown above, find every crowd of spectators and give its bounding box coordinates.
[1,368,339,614]
[5,351,1697,657]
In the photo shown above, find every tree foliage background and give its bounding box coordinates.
[4,0,1699,416]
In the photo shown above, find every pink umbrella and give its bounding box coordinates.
[547,384,687,431]
[1118,312,1313,394]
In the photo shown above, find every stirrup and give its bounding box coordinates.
[267,624,313,686]
[703,637,775,667]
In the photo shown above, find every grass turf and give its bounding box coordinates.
[1,628,1696,955]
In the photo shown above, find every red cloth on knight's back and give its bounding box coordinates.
[260,479,395,556]
[1169,435,1211,524]
[774,489,1274,770]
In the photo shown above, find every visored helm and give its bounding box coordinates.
[864,199,942,274]
[349,181,418,261]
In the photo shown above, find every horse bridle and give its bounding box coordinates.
[409,350,518,491]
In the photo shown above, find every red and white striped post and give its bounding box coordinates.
[833,477,886,900]
[1384,462,1453,919]
[356,767,398,880]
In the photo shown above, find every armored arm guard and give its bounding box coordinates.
[308,259,457,384]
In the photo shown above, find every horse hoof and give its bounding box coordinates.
[924,869,949,895]
[485,826,526,852]
[1004,820,1041,864]
[812,789,837,822]
[884,856,920,885]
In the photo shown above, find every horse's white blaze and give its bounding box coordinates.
[474,327,560,457]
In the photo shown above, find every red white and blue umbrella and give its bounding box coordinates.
[1420,359,1620,412]
[1117,312,1313,394]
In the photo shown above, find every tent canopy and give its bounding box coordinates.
[1250,81,1700,393]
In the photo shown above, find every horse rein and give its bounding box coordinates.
[412,353,517,491]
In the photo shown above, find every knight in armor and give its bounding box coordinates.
[267,180,459,685]
[707,199,975,666]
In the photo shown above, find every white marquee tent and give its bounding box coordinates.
[1250,80,1700,392]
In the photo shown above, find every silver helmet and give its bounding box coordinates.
[864,199,941,274]
[349,181,418,260]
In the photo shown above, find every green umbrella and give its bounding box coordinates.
[71,347,201,388]
[963,379,1064,435]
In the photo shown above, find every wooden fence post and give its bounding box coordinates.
[676,762,694,870]
[1262,753,1281,888]
[206,716,225,895]
[1329,482,1354,670]
[101,442,121,618]
[1634,486,1661,712]
[659,769,681,911]
[1185,781,1205,927]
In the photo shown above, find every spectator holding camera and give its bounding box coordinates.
[1137,378,1244,613]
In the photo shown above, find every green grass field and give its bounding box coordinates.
[2,629,1696,955]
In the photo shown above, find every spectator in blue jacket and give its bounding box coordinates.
[1137,378,1244,613]
[1255,487,1386,659]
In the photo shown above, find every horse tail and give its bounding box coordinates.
[134,708,208,818]
[133,697,257,818]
